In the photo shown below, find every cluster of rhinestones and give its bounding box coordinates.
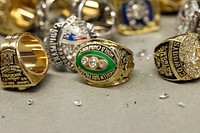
[179,33,200,78]
[81,56,108,70]
[126,0,150,29]
[177,0,200,34]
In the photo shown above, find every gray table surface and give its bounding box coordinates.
[0,15,200,133]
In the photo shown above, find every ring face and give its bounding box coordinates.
[48,15,96,72]
[177,0,200,34]
[75,38,134,87]
[0,33,49,90]
[154,33,200,81]
[111,0,160,35]
[73,0,116,39]
[125,0,153,29]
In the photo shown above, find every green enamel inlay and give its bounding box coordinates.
[76,51,117,75]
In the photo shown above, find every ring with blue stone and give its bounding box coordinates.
[111,0,160,35]
[75,38,134,87]
[48,15,96,72]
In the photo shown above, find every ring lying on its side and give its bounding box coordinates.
[35,0,72,38]
[0,32,49,90]
[48,15,96,72]
[154,33,200,81]
[75,38,134,87]
[0,0,38,35]
[72,0,116,39]
[177,0,200,34]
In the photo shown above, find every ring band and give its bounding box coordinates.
[154,33,200,81]
[48,15,96,72]
[159,0,184,13]
[0,0,38,35]
[72,0,116,39]
[0,33,49,90]
[35,0,72,38]
[75,38,134,87]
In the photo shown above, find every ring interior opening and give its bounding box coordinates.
[81,0,115,32]
[10,0,37,28]
[49,0,71,25]
[19,35,47,74]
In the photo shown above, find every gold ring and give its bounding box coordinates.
[111,0,160,35]
[75,38,134,87]
[0,32,49,90]
[154,33,200,81]
[0,0,38,35]
[159,0,185,13]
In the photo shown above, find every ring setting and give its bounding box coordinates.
[75,38,134,87]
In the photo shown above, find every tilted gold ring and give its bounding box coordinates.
[0,0,38,35]
[75,38,134,87]
[0,32,49,90]
[154,33,200,81]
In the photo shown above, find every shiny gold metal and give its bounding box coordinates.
[0,0,38,35]
[75,38,134,87]
[154,33,200,81]
[159,0,185,13]
[111,0,160,35]
[0,32,49,90]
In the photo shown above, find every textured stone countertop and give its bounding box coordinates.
[0,15,200,133]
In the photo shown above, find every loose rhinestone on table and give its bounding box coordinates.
[27,98,33,105]
[159,93,169,99]
[74,100,82,107]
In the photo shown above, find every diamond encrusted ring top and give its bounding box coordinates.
[48,15,96,72]
[126,0,152,29]
[179,33,200,79]
[177,0,200,34]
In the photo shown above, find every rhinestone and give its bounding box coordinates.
[81,56,88,65]
[27,98,33,105]
[74,100,82,107]
[159,93,169,99]
[178,102,185,107]
[136,49,146,57]
[89,57,98,68]
[99,59,108,69]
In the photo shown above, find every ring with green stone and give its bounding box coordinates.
[75,38,134,87]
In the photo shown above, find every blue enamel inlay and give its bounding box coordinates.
[121,0,154,26]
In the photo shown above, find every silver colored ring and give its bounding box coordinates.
[72,0,116,39]
[177,0,200,34]
[48,15,96,72]
[35,0,72,39]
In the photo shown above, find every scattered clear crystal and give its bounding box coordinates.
[81,57,88,65]
[125,103,129,108]
[89,57,98,68]
[136,49,146,57]
[74,100,82,107]
[159,93,169,99]
[150,74,154,78]
[99,59,107,69]
[27,98,33,105]
[106,93,109,96]
[178,102,185,107]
